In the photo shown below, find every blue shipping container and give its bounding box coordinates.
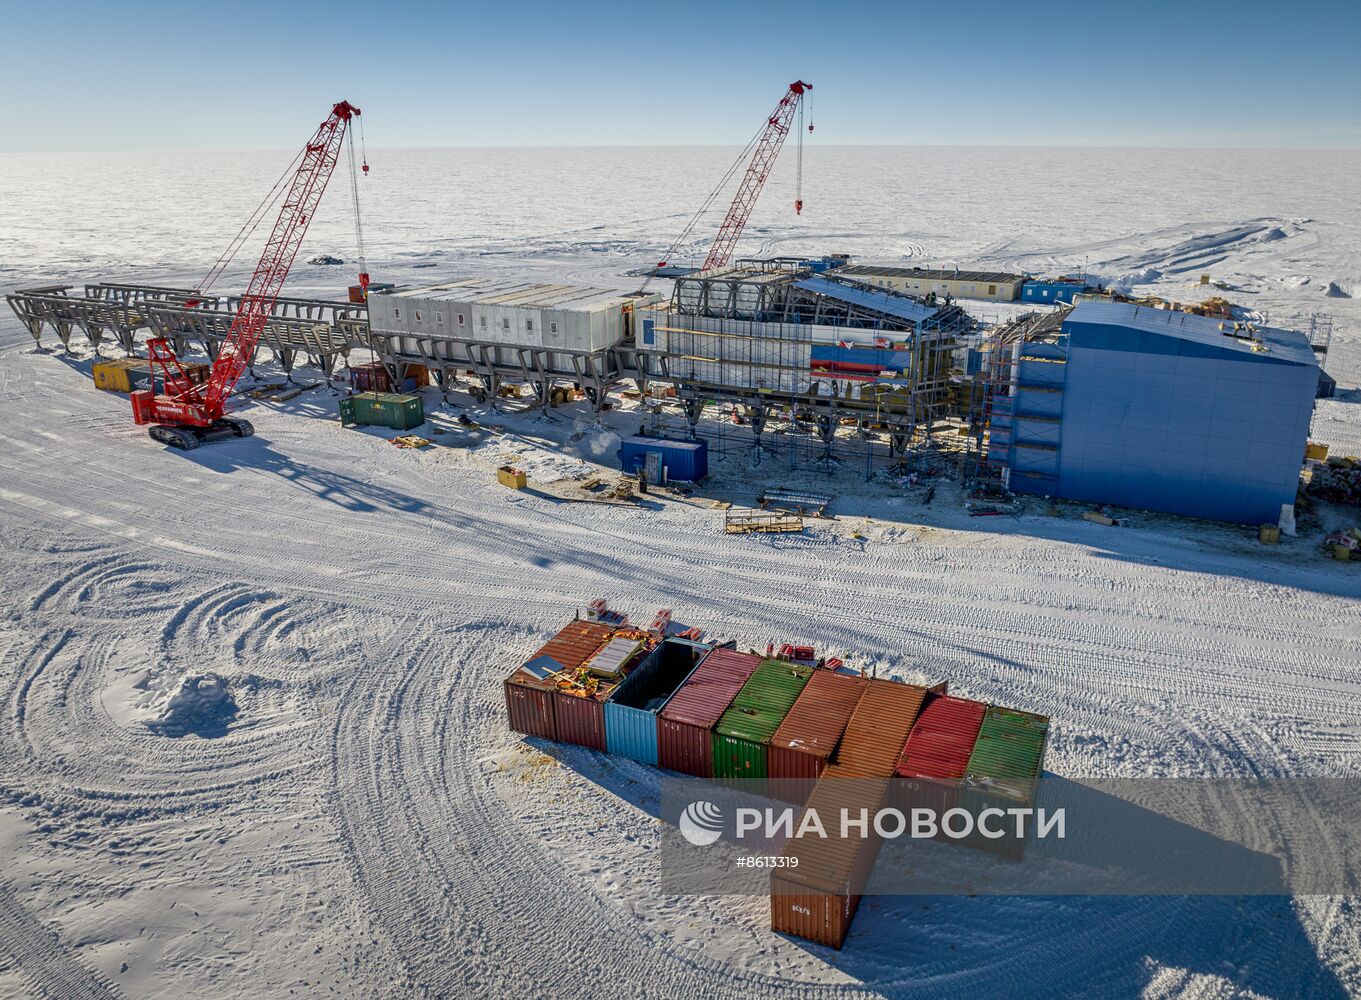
[618,435,709,483]
[604,639,712,765]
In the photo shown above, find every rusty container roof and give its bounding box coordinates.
[505,620,614,692]
[770,671,870,760]
[658,648,763,729]
[895,693,988,784]
[834,679,929,779]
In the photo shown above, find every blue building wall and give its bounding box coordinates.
[1021,280,1088,305]
[1004,304,1317,524]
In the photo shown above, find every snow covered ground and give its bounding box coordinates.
[0,146,1360,998]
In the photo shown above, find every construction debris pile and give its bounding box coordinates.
[1308,455,1361,507]
[504,603,1050,949]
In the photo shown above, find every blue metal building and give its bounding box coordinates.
[1021,278,1090,305]
[618,435,709,483]
[993,301,1318,524]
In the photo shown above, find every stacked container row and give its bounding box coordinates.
[712,660,816,780]
[656,648,763,777]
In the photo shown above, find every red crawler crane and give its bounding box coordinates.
[133,100,368,449]
[650,80,811,282]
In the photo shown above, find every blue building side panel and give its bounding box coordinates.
[1025,340,1316,524]
[604,703,660,766]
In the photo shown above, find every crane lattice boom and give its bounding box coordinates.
[703,81,810,272]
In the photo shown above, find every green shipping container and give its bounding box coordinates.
[712,660,814,780]
[339,391,424,430]
[963,705,1050,804]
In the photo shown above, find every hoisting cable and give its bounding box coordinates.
[346,124,369,293]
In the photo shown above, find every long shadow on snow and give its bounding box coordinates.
[538,733,1348,997]
[159,436,670,580]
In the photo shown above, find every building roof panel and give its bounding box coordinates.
[1065,300,1317,368]
[793,274,941,326]
[839,264,1023,284]
[383,279,637,314]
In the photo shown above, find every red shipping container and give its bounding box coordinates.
[889,693,987,818]
[503,620,614,742]
[768,671,869,795]
[835,679,930,779]
[504,671,557,740]
[657,648,762,777]
[554,688,609,750]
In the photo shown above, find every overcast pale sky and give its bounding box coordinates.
[2,0,1357,152]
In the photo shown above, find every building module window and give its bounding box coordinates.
[526,319,534,333]
[414,310,422,322]
[550,321,558,335]
[503,318,510,331]
[393,307,401,319]
[480,315,487,329]
[989,285,997,295]
[436,312,444,325]
[457,313,465,325]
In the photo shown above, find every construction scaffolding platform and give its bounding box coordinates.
[622,260,975,472]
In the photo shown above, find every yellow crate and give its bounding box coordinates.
[497,466,527,490]
[1305,442,1329,462]
[1258,524,1280,545]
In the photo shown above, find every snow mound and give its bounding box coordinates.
[143,672,238,737]
[1109,267,1162,292]
[1323,281,1351,299]
[1257,227,1289,243]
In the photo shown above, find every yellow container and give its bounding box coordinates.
[1333,545,1352,562]
[496,466,527,490]
[1083,512,1116,526]
[93,358,209,394]
[1258,524,1280,545]
[1305,442,1329,462]
[92,358,141,393]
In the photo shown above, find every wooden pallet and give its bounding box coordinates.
[725,509,804,535]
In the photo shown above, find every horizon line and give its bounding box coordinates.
[3,142,1360,156]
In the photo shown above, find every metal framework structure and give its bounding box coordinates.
[961,309,1070,494]
[365,328,622,410]
[625,262,973,471]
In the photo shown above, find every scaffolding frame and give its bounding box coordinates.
[626,263,973,477]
